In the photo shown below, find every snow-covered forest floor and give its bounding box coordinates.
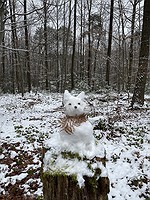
[0,91,149,200]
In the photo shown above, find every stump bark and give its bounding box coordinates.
[42,173,109,200]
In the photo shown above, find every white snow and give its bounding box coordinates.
[0,91,149,199]
[44,131,107,188]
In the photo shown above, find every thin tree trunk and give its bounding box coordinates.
[71,0,77,90]
[56,2,59,92]
[61,0,66,92]
[79,0,83,81]
[93,38,100,90]
[119,0,126,91]
[87,0,92,88]
[106,0,114,86]
[9,0,17,93]
[0,0,6,45]
[24,0,31,93]
[131,0,150,107]
[1,39,5,91]
[64,0,72,90]
[43,0,49,90]
[0,1,6,91]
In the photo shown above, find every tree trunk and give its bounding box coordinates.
[127,0,138,92]
[0,1,6,91]
[1,39,5,91]
[71,0,77,90]
[80,1,86,82]
[79,0,83,82]
[9,0,18,93]
[24,0,31,93]
[43,0,49,91]
[63,0,72,91]
[106,0,114,86]
[87,0,92,88]
[0,0,6,45]
[131,0,150,107]
[118,0,126,91]
[93,38,100,90]
[9,0,24,95]
[61,0,66,92]
[56,2,59,92]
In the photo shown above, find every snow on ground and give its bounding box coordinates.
[0,91,149,199]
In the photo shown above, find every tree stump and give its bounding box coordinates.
[42,142,110,200]
[42,171,109,200]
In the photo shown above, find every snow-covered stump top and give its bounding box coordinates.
[42,90,109,200]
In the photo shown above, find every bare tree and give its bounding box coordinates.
[24,0,31,93]
[0,0,6,44]
[87,0,93,88]
[106,0,114,86]
[127,0,138,92]
[1,0,149,93]
[79,0,84,82]
[118,0,126,91]
[43,0,49,90]
[56,1,60,92]
[9,0,24,95]
[92,13,103,90]
[63,0,72,91]
[131,0,150,107]
[0,0,7,92]
[71,0,77,90]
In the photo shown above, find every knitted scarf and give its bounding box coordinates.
[60,114,87,134]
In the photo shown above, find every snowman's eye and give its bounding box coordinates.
[68,103,71,105]
[78,103,80,105]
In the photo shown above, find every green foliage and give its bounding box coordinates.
[14,125,49,143]
[37,196,43,200]
[61,151,82,161]
[94,120,108,131]
[27,169,35,175]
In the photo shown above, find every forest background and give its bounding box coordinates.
[0,0,150,105]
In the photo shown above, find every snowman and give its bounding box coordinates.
[60,90,95,154]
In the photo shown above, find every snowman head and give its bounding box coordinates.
[63,90,88,116]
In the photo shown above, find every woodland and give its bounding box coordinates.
[0,0,150,106]
[0,1,150,199]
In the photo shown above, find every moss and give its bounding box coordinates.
[27,169,35,175]
[37,196,43,200]
[71,174,78,183]
[42,170,78,184]
[61,151,82,161]
[86,162,94,173]
[42,169,68,180]
[89,176,97,189]
[86,168,102,192]
[95,168,101,176]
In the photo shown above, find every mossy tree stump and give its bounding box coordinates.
[42,147,110,200]
[42,172,109,200]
